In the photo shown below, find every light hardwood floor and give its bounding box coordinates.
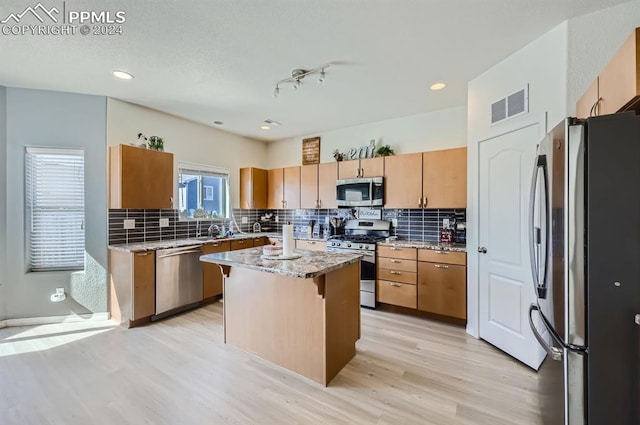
[0,303,542,425]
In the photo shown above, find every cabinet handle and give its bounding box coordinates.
[434,264,449,269]
[390,259,401,263]
[389,282,401,287]
[238,241,245,244]
[308,241,316,245]
[423,196,428,207]
[361,168,364,177]
[418,197,422,208]
[136,251,152,256]
[211,243,219,247]
[391,247,402,251]
[318,199,322,208]
[390,271,402,275]
[435,251,449,255]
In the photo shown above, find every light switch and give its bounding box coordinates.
[123,219,136,229]
[392,218,398,227]
[159,218,169,228]
[275,216,279,223]
[242,217,248,224]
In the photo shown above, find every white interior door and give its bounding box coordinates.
[478,124,546,370]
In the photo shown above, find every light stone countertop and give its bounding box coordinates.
[377,240,467,252]
[200,246,362,279]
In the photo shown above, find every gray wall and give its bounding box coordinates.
[0,86,6,320]
[567,0,640,114]
[4,88,107,319]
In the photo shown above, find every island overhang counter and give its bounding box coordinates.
[200,247,362,386]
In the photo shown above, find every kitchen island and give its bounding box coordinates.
[200,247,362,386]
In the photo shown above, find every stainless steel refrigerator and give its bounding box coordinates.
[528,112,640,424]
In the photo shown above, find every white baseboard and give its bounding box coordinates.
[2,312,111,328]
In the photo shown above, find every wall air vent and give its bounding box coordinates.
[490,85,529,125]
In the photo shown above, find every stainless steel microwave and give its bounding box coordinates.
[336,177,384,207]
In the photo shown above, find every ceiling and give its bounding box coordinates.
[0,0,629,141]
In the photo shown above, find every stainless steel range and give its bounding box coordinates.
[327,219,390,308]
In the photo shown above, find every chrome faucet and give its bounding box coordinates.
[195,220,202,238]
[208,224,220,237]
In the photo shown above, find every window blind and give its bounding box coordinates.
[25,147,85,272]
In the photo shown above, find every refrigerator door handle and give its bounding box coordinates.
[529,153,550,299]
[529,304,563,361]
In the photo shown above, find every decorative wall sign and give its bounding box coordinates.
[302,137,320,165]
[347,139,376,160]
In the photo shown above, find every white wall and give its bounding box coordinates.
[5,88,108,319]
[466,22,569,337]
[106,99,268,209]
[0,86,6,320]
[266,106,467,169]
[567,0,640,113]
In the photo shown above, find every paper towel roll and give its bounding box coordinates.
[282,224,294,257]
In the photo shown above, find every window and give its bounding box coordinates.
[178,162,229,219]
[25,147,85,272]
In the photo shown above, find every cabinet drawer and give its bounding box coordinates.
[377,246,417,260]
[202,240,231,254]
[377,257,416,272]
[377,280,417,309]
[230,239,254,250]
[418,249,466,265]
[253,237,267,247]
[377,268,416,285]
[295,239,326,251]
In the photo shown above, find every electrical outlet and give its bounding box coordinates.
[324,216,330,225]
[392,218,398,227]
[159,218,169,228]
[241,216,248,224]
[275,216,279,223]
[123,219,136,229]
[443,218,450,229]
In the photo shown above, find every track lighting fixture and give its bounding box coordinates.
[273,64,329,97]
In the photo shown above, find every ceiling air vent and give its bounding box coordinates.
[490,85,529,125]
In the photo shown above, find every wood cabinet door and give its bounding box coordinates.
[202,241,230,298]
[267,168,284,209]
[384,153,423,208]
[422,147,467,209]
[318,162,337,209]
[337,159,360,179]
[117,145,174,209]
[417,261,466,319]
[360,157,384,177]
[599,28,640,115]
[300,164,319,209]
[240,168,267,209]
[283,166,300,209]
[576,77,600,118]
[132,251,156,320]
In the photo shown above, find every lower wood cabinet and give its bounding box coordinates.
[109,249,156,326]
[417,261,466,320]
[231,239,254,250]
[377,280,417,309]
[202,241,230,299]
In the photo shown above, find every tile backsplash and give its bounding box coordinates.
[109,208,466,245]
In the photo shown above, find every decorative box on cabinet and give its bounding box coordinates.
[109,144,174,209]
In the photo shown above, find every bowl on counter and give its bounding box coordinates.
[262,245,282,257]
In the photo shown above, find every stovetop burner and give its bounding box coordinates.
[326,219,391,252]
[327,235,385,244]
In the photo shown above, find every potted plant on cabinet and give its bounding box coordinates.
[376,145,395,157]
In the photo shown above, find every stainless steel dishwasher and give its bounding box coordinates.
[155,245,203,316]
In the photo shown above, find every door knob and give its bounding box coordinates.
[478,246,487,254]
[635,314,640,326]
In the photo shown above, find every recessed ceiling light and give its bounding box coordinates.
[260,125,271,130]
[430,82,447,91]
[213,121,224,125]
[112,70,134,80]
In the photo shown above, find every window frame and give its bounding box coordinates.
[24,146,85,273]
[177,161,230,220]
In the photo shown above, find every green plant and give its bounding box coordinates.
[332,149,344,161]
[376,145,395,156]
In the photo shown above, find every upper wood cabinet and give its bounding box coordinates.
[268,167,300,209]
[423,147,467,209]
[301,162,337,209]
[384,153,423,208]
[338,157,384,179]
[576,27,640,117]
[384,149,467,209]
[239,167,267,209]
[109,144,174,209]
[576,77,600,118]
